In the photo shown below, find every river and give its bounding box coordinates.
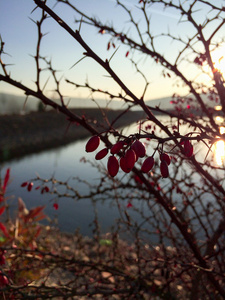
[1,119,224,239]
[1,123,142,237]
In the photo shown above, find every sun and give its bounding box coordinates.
[211,44,225,79]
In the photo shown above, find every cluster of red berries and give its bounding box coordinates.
[85,135,194,178]
[21,181,50,194]
[86,135,176,178]
[21,181,34,192]
[21,181,58,209]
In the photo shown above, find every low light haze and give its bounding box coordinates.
[0,0,224,103]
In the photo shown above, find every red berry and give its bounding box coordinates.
[160,153,171,165]
[141,156,155,173]
[44,186,49,192]
[41,186,50,194]
[110,141,124,154]
[53,203,59,210]
[120,156,131,173]
[107,156,119,177]
[27,182,33,192]
[95,148,108,160]
[124,149,136,170]
[127,202,133,208]
[131,140,146,158]
[183,140,193,157]
[160,161,169,178]
[134,175,143,184]
[21,182,28,187]
[85,135,100,152]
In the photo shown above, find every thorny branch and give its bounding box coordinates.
[0,0,225,298]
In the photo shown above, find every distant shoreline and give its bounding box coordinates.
[0,108,146,162]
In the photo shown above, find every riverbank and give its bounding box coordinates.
[1,224,186,299]
[0,108,146,162]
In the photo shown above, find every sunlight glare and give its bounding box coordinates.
[214,126,225,166]
[215,116,223,123]
[211,44,225,78]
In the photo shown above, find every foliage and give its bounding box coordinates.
[0,0,225,298]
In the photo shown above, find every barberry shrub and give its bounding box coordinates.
[0,0,225,298]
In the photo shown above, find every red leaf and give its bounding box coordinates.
[2,168,10,193]
[0,222,9,237]
[0,207,5,216]
[24,206,46,223]
[34,225,42,238]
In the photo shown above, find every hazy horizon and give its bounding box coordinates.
[0,91,216,115]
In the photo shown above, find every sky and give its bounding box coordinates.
[0,0,225,104]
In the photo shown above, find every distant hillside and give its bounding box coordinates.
[0,93,126,115]
[0,92,219,116]
[145,94,217,111]
[0,93,38,114]
[0,108,145,162]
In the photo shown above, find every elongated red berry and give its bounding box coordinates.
[21,182,28,187]
[120,156,131,173]
[124,149,136,170]
[160,161,169,178]
[183,140,193,157]
[95,148,108,160]
[85,135,100,152]
[107,156,119,177]
[160,153,171,165]
[131,140,146,158]
[41,186,50,194]
[27,182,33,192]
[141,156,155,173]
[110,141,124,154]
[53,203,59,210]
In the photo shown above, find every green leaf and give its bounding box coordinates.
[99,239,113,246]
[0,236,6,242]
